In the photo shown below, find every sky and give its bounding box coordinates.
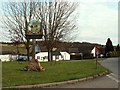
[73,0,118,45]
[0,0,119,45]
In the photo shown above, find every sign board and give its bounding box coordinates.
[26,20,43,39]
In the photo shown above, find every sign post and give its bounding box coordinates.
[96,51,99,69]
[25,20,45,71]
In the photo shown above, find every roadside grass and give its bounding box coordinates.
[2,60,108,87]
[82,58,106,61]
[94,58,106,61]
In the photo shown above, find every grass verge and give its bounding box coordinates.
[2,60,108,87]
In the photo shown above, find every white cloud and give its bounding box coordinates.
[73,1,118,45]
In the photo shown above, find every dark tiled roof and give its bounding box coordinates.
[69,43,95,53]
[37,41,104,54]
[69,48,79,53]
[52,51,61,55]
[78,45,94,53]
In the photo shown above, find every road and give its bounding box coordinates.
[49,58,119,88]
[99,58,119,83]
[100,58,119,77]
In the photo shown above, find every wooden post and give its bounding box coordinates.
[96,53,99,69]
[25,39,42,71]
[32,39,36,59]
[25,19,45,71]
[96,57,97,69]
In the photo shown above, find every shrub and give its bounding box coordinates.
[110,51,120,57]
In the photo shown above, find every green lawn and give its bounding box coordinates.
[2,60,108,87]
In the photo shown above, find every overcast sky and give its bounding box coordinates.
[0,0,119,45]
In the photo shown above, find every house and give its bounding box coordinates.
[91,46,104,58]
[35,51,70,62]
[60,52,70,60]
[69,47,83,60]
[52,51,63,61]
[36,41,105,60]
[35,42,70,62]
[68,43,96,59]
[0,51,17,62]
[35,52,48,62]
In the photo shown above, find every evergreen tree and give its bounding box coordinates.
[116,44,120,51]
[105,38,114,54]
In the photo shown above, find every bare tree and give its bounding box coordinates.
[2,0,78,62]
[36,0,78,61]
[2,1,37,60]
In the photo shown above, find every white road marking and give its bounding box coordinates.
[110,73,118,78]
[106,73,119,83]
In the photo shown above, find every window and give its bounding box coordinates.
[37,56,40,59]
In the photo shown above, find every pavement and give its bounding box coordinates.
[49,75,118,88]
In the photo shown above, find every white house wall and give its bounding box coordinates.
[35,52,70,62]
[11,55,17,61]
[91,47,96,57]
[60,52,70,60]
[35,52,48,62]
[53,55,63,61]
[0,55,10,62]
[0,55,17,62]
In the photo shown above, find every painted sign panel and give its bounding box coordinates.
[26,20,43,39]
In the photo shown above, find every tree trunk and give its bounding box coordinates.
[48,49,51,62]
[26,39,30,61]
[32,39,36,59]
[25,39,46,72]
[50,48,53,61]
